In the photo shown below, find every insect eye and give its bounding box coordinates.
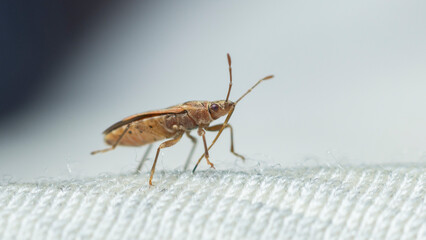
[211,104,219,112]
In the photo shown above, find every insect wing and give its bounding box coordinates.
[103,107,186,134]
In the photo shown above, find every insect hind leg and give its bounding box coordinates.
[183,131,197,171]
[91,124,130,155]
[135,144,153,174]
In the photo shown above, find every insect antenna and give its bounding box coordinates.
[225,53,232,102]
[235,75,274,104]
[192,74,274,173]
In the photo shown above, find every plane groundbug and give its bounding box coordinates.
[91,54,273,185]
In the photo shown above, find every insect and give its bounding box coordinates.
[91,53,273,185]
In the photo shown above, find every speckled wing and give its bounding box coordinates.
[102,107,186,134]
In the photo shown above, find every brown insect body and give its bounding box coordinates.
[104,100,234,147]
[92,53,273,185]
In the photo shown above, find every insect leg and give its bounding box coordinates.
[91,124,130,155]
[183,131,197,171]
[205,124,245,160]
[149,132,184,185]
[135,144,153,174]
[193,107,235,173]
[197,127,215,169]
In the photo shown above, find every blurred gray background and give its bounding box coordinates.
[1,1,425,181]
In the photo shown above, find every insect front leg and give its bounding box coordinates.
[193,107,235,173]
[205,123,245,160]
[183,131,197,171]
[91,124,130,155]
[149,132,184,186]
[198,127,215,169]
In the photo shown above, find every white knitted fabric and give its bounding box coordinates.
[0,166,425,240]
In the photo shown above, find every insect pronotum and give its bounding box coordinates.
[91,54,273,185]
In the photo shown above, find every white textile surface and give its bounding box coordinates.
[0,166,425,240]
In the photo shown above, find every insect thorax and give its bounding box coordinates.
[164,112,199,131]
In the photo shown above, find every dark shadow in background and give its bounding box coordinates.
[0,0,116,121]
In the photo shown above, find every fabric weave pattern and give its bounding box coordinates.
[0,166,425,239]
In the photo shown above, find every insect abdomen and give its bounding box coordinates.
[104,115,176,146]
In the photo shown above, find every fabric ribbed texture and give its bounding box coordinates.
[0,166,425,240]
